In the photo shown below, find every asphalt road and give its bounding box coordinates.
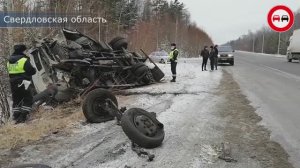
[225,51,300,167]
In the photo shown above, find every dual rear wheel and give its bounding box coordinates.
[82,89,164,148]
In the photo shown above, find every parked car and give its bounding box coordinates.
[149,50,169,64]
[287,29,300,62]
[217,45,235,66]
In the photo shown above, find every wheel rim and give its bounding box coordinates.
[134,114,158,137]
[92,98,110,117]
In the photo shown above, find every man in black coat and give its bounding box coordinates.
[209,46,215,71]
[214,45,219,70]
[7,44,36,123]
[200,46,209,71]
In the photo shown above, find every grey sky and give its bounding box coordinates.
[182,0,300,44]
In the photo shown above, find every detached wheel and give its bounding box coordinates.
[121,108,165,148]
[82,89,118,123]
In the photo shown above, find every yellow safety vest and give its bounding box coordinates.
[7,57,27,74]
[169,49,179,61]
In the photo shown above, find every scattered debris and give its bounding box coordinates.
[131,142,155,162]
[218,142,237,163]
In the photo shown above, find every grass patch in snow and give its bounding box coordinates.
[0,98,84,150]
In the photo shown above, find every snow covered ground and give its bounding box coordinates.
[0,58,294,168]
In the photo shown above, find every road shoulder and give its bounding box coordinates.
[215,69,293,168]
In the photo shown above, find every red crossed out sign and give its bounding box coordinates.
[268,5,294,32]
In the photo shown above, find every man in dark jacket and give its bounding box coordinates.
[200,46,209,71]
[7,44,36,123]
[209,46,215,71]
[214,45,219,70]
[169,43,179,82]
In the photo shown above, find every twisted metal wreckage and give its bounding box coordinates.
[29,28,165,104]
[26,29,165,159]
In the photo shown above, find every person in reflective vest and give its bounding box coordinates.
[7,44,36,123]
[169,43,179,82]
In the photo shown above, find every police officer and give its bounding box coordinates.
[7,44,36,123]
[200,46,209,71]
[214,45,219,70]
[169,43,178,82]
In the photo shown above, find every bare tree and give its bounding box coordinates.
[0,77,10,125]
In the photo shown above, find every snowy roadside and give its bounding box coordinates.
[0,59,224,168]
[0,58,293,168]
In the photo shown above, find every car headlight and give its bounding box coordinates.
[228,54,233,57]
[217,54,220,58]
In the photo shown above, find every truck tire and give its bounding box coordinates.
[141,72,152,85]
[121,108,165,148]
[109,37,124,47]
[134,66,149,79]
[151,66,165,82]
[82,89,117,123]
[109,37,128,50]
[287,53,293,62]
[132,63,146,72]
[11,164,51,168]
[112,38,128,50]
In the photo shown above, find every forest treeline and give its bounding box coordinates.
[0,0,213,57]
[0,0,213,123]
[227,11,300,55]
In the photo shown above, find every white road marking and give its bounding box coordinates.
[237,56,300,82]
[260,64,300,82]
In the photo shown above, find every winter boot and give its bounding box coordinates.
[170,76,176,82]
[16,111,29,124]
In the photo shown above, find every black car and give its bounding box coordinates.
[217,46,235,66]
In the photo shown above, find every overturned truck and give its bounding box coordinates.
[29,28,165,103]
[29,29,166,149]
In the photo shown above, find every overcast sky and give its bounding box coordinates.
[182,0,300,44]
